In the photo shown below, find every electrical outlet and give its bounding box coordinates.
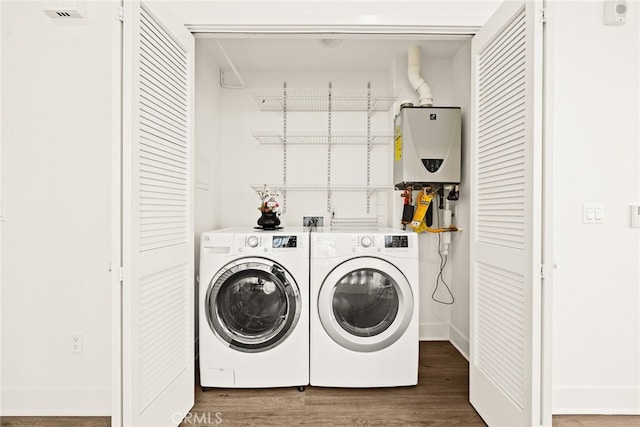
[303,216,324,227]
[70,332,83,354]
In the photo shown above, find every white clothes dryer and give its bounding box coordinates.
[310,228,419,387]
[199,227,309,390]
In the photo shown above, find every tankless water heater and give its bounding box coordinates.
[393,106,461,189]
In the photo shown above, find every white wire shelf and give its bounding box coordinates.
[250,184,393,194]
[251,88,400,112]
[252,131,392,145]
[329,217,382,227]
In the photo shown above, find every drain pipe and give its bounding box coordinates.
[407,46,433,106]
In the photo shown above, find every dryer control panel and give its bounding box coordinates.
[351,233,413,254]
[384,235,409,248]
[312,229,417,259]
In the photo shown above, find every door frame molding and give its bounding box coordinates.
[111,1,124,424]
[190,25,479,38]
[111,17,553,427]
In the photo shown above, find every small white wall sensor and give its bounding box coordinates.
[630,205,640,228]
[604,0,627,25]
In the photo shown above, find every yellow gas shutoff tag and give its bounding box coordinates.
[410,191,433,233]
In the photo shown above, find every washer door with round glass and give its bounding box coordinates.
[205,257,301,353]
[318,257,413,352]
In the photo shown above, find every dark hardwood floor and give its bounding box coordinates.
[188,341,484,426]
[1,342,638,426]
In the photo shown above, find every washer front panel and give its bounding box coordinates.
[206,257,301,353]
[318,256,413,352]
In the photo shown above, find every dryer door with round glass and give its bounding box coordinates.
[205,257,301,353]
[318,257,414,352]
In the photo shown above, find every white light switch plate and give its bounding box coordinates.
[583,203,604,224]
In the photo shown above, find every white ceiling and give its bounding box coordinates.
[165,1,503,30]
[198,37,469,72]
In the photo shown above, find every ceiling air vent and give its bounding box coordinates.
[43,1,85,19]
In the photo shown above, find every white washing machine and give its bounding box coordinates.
[199,227,309,389]
[310,227,419,387]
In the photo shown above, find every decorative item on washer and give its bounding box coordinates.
[255,185,282,229]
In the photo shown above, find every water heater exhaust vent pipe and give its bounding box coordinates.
[407,46,433,107]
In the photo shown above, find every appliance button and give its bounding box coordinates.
[360,236,373,248]
[247,236,259,248]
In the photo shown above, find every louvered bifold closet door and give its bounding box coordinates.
[469,1,543,426]
[122,2,195,426]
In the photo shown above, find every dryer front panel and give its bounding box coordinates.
[206,257,301,353]
[318,257,414,352]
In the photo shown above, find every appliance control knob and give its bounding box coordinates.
[247,236,260,248]
[360,236,373,248]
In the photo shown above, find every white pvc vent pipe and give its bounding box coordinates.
[407,46,433,106]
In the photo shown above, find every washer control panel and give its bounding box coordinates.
[239,234,300,252]
[272,235,297,248]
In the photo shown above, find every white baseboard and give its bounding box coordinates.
[419,322,449,341]
[448,324,470,361]
[0,387,110,416]
[553,386,640,415]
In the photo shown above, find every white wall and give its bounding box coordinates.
[194,41,223,242]
[0,0,492,417]
[7,0,638,419]
[194,40,223,352]
[206,50,462,340]
[548,1,640,414]
[215,69,394,228]
[449,40,472,358]
[390,53,460,340]
[0,1,117,415]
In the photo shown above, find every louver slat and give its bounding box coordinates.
[476,12,527,251]
[134,5,191,416]
[475,261,526,410]
[139,263,189,412]
[138,7,189,253]
[473,7,528,413]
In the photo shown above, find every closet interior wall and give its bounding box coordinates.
[194,37,473,347]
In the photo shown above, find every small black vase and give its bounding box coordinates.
[257,211,281,229]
